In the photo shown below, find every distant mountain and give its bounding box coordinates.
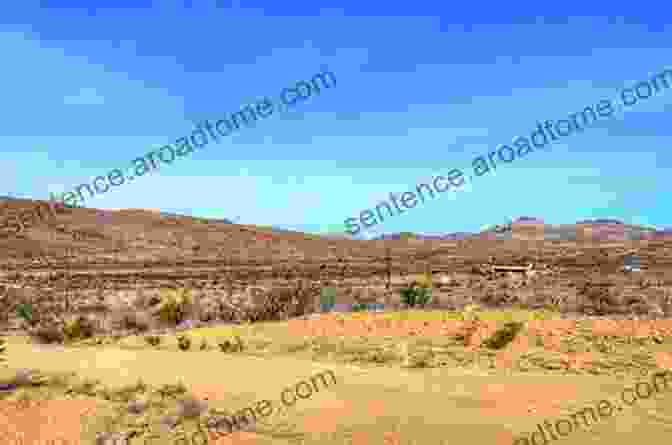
[158,211,233,224]
[371,232,474,241]
[576,218,624,225]
[513,216,544,224]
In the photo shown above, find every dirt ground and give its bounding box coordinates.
[2,313,672,445]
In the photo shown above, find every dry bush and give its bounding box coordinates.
[481,321,525,350]
[217,336,244,353]
[578,281,618,315]
[63,315,97,341]
[144,335,161,347]
[12,369,34,386]
[177,335,192,351]
[154,288,192,325]
[0,337,6,367]
[127,398,148,415]
[241,281,317,322]
[111,310,152,332]
[132,289,151,309]
[198,303,219,322]
[30,323,65,344]
[175,394,207,419]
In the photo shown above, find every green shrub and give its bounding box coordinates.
[351,302,368,312]
[399,283,432,308]
[320,287,337,312]
[15,303,34,324]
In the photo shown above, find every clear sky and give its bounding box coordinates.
[2,2,671,238]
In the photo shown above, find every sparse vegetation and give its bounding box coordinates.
[4,202,672,444]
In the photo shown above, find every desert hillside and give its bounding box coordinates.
[1,198,672,335]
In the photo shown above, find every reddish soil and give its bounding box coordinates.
[0,399,97,445]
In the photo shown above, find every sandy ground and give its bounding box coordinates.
[3,341,672,445]
[3,315,672,444]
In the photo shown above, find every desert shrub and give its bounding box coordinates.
[127,398,148,415]
[176,394,207,419]
[481,321,525,350]
[110,309,149,332]
[217,336,244,353]
[144,335,161,347]
[132,291,151,309]
[0,337,6,367]
[177,335,192,351]
[12,369,34,386]
[63,316,96,341]
[243,281,318,322]
[199,338,209,350]
[458,303,482,321]
[578,281,616,315]
[155,381,188,400]
[285,280,316,318]
[399,282,432,308]
[126,311,151,332]
[156,288,192,325]
[30,323,65,344]
[414,273,433,289]
[398,341,434,368]
[243,286,293,322]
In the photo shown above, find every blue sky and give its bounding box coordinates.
[2,2,671,237]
